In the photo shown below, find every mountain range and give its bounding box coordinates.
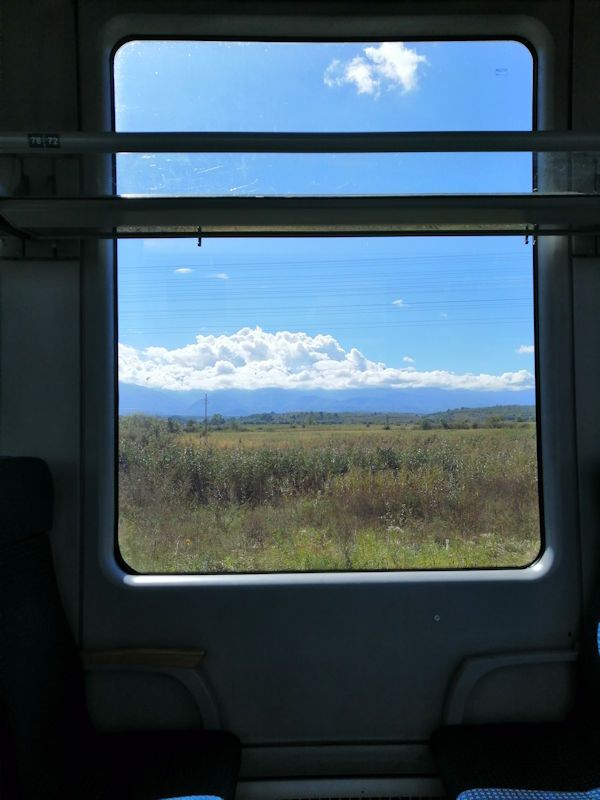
[119,383,536,418]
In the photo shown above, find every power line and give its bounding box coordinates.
[119,318,533,334]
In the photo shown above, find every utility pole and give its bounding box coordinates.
[204,393,208,438]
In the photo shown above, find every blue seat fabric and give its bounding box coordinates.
[458,789,600,800]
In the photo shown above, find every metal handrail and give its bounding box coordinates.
[2,130,600,154]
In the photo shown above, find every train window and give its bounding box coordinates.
[114,39,539,574]
[113,40,533,197]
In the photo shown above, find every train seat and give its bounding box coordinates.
[458,791,600,800]
[0,456,240,800]
[432,594,600,798]
[432,720,600,797]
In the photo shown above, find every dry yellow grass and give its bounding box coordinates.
[119,417,540,574]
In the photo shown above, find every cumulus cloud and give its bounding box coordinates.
[118,327,534,393]
[392,299,407,307]
[210,272,229,280]
[517,344,535,354]
[174,268,193,274]
[324,42,428,97]
[403,356,415,363]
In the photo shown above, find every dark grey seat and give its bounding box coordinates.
[0,456,240,800]
[431,590,600,797]
[432,721,600,797]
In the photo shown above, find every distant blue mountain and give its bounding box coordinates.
[119,383,535,417]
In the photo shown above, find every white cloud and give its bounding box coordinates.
[392,299,407,307]
[517,344,535,355]
[324,42,428,97]
[118,327,534,393]
[210,272,230,280]
[174,268,193,275]
[342,57,379,95]
[403,356,415,363]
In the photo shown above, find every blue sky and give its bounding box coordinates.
[115,40,536,398]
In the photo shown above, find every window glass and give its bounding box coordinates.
[115,40,539,573]
[114,40,532,133]
[114,40,533,197]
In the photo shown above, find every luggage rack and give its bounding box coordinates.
[2,194,600,241]
[1,130,599,241]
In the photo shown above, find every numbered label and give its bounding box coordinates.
[28,133,61,148]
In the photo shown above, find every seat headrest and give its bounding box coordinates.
[0,457,53,545]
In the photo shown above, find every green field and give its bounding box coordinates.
[118,415,541,573]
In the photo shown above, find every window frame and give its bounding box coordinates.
[79,7,580,588]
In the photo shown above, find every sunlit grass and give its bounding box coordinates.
[118,417,540,573]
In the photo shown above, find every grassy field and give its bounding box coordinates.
[179,423,527,449]
[118,416,541,573]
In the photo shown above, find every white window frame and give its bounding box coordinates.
[69,8,581,588]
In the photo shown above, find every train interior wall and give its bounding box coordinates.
[1,1,600,796]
